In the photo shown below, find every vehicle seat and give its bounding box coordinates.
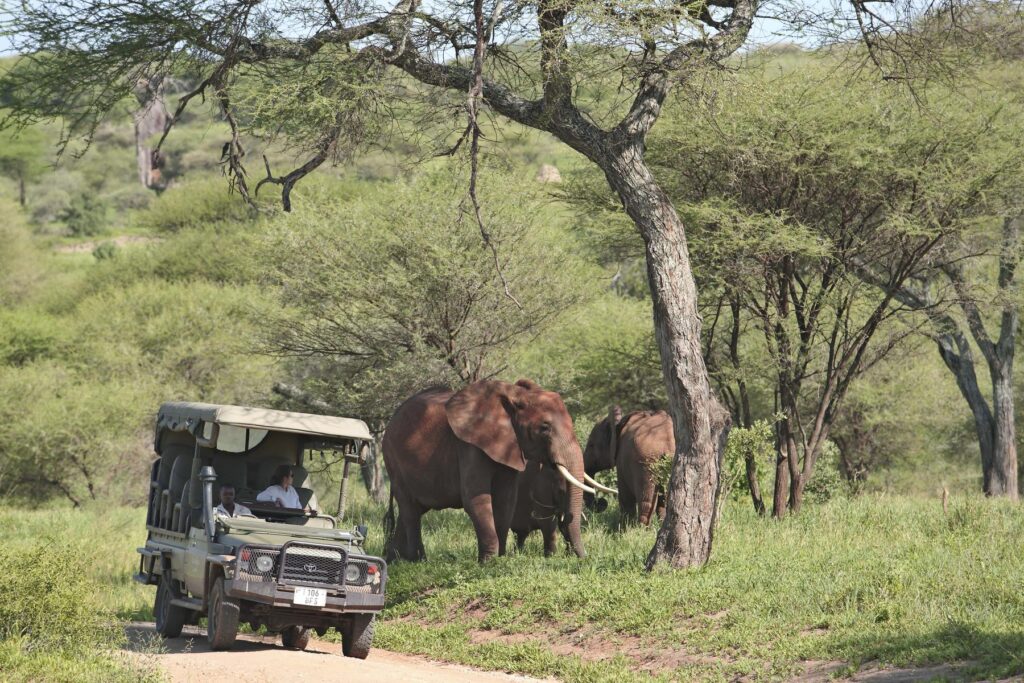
[163,450,192,530]
[175,481,191,532]
[212,455,248,505]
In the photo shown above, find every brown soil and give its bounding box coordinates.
[125,623,553,683]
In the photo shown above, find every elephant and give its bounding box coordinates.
[583,406,675,525]
[382,379,592,563]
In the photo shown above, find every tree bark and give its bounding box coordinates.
[133,75,168,190]
[989,361,1018,498]
[596,142,731,569]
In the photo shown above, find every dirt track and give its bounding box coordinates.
[126,624,551,683]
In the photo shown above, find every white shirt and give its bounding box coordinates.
[215,502,252,517]
[257,484,302,509]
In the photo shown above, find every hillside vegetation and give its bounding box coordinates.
[1,45,1022,681]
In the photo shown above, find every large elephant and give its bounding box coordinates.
[583,406,675,525]
[382,379,591,563]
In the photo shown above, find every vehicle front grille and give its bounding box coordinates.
[280,543,346,587]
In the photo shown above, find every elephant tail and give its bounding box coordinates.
[383,488,396,543]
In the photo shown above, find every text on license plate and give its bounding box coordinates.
[292,587,327,606]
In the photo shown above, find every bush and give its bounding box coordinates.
[139,176,255,232]
[722,417,778,500]
[0,537,156,682]
[0,541,117,649]
[61,193,109,236]
[92,241,118,261]
[803,440,850,504]
[0,309,64,366]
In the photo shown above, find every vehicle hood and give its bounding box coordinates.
[215,517,364,552]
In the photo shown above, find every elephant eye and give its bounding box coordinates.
[538,422,552,433]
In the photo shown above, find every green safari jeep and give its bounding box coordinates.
[135,402,387,657]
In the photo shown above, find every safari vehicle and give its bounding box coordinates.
[135,402,387,658]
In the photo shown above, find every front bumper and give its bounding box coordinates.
[225,578,385,613]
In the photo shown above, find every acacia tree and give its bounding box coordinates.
[859,216,1022,499]
[0,0,983,566]
[652,63,1024,514]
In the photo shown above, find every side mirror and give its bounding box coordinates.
[356,524,368,541]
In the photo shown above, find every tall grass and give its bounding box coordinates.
[3,493,1020,682]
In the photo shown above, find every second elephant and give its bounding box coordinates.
[583,407,675,525]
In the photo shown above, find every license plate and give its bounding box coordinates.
[292,587,327,606]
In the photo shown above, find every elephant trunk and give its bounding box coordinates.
[555,441,587,558]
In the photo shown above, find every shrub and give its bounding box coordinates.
[61,193,109,236]
[138,176,255,232]
[803,440,849,503]
[92,241,118,260]
[0,309,64,366]
[0,541,117,649]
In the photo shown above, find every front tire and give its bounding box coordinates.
[206,577,239,650]
[155,574,187,638]
[341,614,375,659]
[281,625,311,650]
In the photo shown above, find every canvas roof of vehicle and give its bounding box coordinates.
[156,401,372,442]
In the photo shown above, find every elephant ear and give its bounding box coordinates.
[445,381,527,472]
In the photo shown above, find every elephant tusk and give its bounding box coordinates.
[556,464,596,494]
[583,473,618,496]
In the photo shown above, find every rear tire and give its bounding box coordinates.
[281,625,311,650]
[206,577,239,650]
[341,614,375,659]
[155,574,187,638]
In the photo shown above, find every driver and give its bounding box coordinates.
[215,484,252,517]
[257,465,307,510]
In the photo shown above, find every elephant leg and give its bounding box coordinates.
[491,467,518,557]
[462,476,500,563]
[542,521,559,557]
[618,486,637,527]
[514,529,528,552]
[655,489,666,521]
[637,476,659,526]
[395,494,427,561]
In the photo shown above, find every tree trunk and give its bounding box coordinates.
[745,453,766,516]
[772,425,794,519]
[18,174,26,207]
[133,75,168,190]
[361,435,388,504]
[989,362,1018,499]
[597,142,730,570]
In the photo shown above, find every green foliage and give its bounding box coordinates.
[139,176,256,232]
[61,192,109,236]
[0,508,160,682]
[801,441,849,504]
[514,294,665,423]
[0,542,117,648]
[92,240,118,260]
[0,123,48,205]
[0,309,65,366]
[266,163,595,421]
[722,417,778,499]
[0,201,44,304]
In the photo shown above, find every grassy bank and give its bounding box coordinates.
[2,494,1021,682]
[0,508,159,682]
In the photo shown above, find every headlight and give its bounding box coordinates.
[255,555,274,573]
[345,563,363,584]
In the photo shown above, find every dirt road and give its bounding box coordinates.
[126,624,552,683]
